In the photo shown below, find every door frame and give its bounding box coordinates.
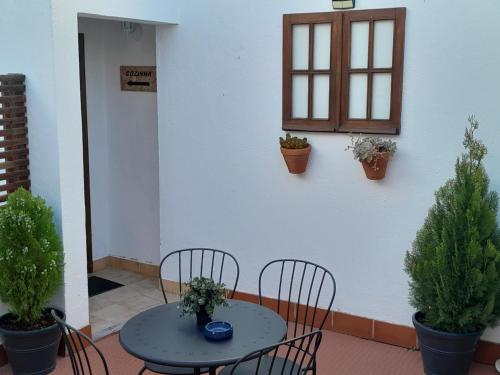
[78,33,93,274]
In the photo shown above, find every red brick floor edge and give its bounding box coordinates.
[232,290,500,366]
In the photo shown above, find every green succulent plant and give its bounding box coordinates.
[279,133,309,149]
[178,277,229,318]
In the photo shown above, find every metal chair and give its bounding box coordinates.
[51,310,110,375]
[221,330,323,375]
[138,248,240,375]
[159,248,240,303]
[259,259,336,335]
[258,259,335,375]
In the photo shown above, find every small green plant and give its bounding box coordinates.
[405,116,500,333]
[0,188,64,327]
[178,277,229,318]
[280,133,309,149]
[346,135,397,163]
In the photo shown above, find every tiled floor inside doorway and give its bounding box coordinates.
[89,268,178,339]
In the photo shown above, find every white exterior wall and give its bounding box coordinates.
[48,0,177,329]
[0,0,63,342]
[78,18,160,265]
[156,0,500,343]
[48,0,176,329]
[1,0,499,346]
[0,0,177,333]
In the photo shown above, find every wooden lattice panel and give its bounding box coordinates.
[0,74,30,203]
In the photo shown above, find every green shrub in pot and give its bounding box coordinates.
[405,116,500,375]
[0,188,64,375]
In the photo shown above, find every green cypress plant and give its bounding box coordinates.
[405,116,500,333]
[0,188,64,327]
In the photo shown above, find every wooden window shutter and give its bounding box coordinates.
[339,8,406,134]
[283,12,342,132]
[0,74,30,204]
[283,8,406,134]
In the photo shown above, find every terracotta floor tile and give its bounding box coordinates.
[1,330,496,375]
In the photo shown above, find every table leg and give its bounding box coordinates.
[209,367,217,375]
[193,368,201,375]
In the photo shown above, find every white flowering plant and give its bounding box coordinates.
[0,188,63,326]
[346,136,397,163]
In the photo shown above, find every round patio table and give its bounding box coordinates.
[119,300,287,375]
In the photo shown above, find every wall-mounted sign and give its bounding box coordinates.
[332,0,355,9]
[120,66,157,92]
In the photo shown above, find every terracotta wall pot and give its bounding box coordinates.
[281,145,311,174]
[361,151,391,180]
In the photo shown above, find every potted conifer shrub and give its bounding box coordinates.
[405,116,500,375]
[280,133,311,174]
[178,277,228,326]
[0,188,64,375]
[346,136,397,180]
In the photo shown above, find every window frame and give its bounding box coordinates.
[283,12,342,132]
[282,8,406,135]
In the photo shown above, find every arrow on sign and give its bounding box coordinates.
[127,81,150,87]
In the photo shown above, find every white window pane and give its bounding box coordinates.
[349,74,367,119]
[374,20,394,68]
[313,75,330,119]
[292,75,308,118]
[350,21,369,69]
[313,24,331,70]
[292,25,309,70]
[372,73,392,120]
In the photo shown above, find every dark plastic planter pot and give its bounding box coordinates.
[413,312,482,375]
[0,308,64,375]
[196,308,212,326]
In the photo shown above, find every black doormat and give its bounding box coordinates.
[88,276,124,297]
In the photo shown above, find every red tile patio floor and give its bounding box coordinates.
[1,329,496,375]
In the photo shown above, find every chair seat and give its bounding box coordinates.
[220,356,305,375]
[145,362,210,375]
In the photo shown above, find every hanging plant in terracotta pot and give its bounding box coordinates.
[280,133,311,174]
[346,136,397,180]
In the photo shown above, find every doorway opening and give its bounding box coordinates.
[78,17,166,338]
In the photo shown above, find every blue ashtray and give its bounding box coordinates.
[204,321,233,341]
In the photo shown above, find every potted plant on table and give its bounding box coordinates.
[280,133,311,174]
[178,277,229,326]
[0,188,65,375]
[405,116,500,375]
[346,136,397,180]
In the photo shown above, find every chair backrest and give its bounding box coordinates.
[159,248,240,303]
[229,330,323,375]
[51,310,110,375]
[259,259,336,337]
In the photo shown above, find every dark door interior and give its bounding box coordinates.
[78,33,93,274]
